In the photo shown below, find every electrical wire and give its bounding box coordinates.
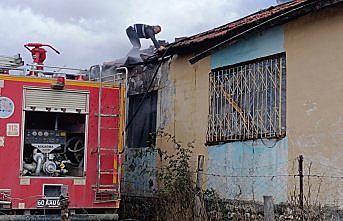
[260,137,279,148]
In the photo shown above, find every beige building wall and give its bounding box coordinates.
[155,4,343,201]
[285,5,343,203]
[156,54,211,171]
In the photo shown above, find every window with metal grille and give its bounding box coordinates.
[207,53,286,144]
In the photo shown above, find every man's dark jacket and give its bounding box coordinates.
[129,24,160,48]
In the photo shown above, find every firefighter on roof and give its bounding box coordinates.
[126,24,165,55]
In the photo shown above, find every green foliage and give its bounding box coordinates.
[120,129,208,220]
[148,129,197,220]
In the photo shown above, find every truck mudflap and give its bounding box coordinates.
[0,214,119,221]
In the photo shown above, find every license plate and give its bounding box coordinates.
[36,199,60,208]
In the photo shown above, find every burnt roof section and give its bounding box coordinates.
[165,0,343,60]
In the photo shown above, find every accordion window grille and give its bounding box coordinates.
[207,53,287,144]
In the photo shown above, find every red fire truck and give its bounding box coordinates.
[0,47,127,220]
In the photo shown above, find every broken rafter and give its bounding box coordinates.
[219,85,258,136]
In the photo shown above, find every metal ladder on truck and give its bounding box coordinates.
[92,65,126,203]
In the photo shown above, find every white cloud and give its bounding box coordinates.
[0,0,275,69]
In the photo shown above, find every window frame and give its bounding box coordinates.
[207,53,287,145]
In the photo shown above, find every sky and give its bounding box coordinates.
[0,0,276,69]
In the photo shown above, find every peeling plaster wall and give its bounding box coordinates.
[156,55,211,172]
[122,148,157,196]
[284,5,343,205]
[124,56,211,194]
[123,62,169,196]
[207,138,288,203]
[156,60,174,130]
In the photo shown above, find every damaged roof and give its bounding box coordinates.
[166,0,343,62]
[171,0,306,48]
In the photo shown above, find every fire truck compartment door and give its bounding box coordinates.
[24,87,89,113]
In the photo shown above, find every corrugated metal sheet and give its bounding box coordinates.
[24,87,89,113]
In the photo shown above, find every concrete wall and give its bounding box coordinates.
[284,5,343,204]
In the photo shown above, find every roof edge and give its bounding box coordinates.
[188,0,343,64]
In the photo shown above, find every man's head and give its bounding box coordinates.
[153,25,161,34]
